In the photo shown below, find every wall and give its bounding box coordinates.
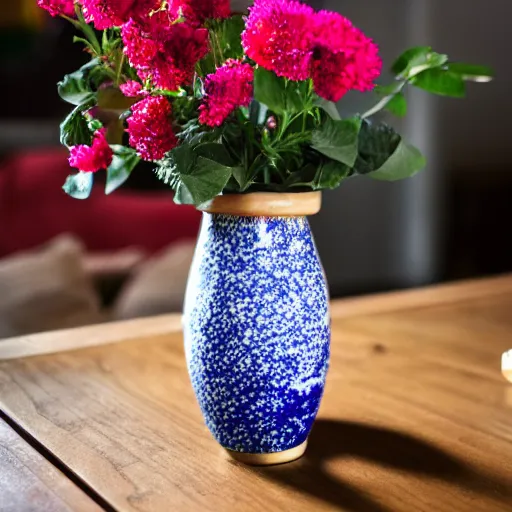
[308,0,508,294]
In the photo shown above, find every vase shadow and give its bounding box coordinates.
[244,419,512,512]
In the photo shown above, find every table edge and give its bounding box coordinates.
[0,274,510,361]
[0,315,182,361]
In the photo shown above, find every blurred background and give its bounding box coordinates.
[0,0,510,337]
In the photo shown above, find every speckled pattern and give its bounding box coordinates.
[184,214,331,454]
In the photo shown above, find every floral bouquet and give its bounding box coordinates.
[38,0,492,206]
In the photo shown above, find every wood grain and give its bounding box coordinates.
[0,314,181,361]
[1,277,512,511]
[1,274,509,361]
[0,419,101,512]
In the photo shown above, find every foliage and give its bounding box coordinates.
[38,1,493,206]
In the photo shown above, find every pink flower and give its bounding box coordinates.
[68,129,113,173]
[242,2,382,102]
[311,11,382,102]
[121,19,159,69]
[126,96,178,161]
[37,0,75,17]
[169,0,230,25]
[81,0,159,29]
[122,19,209,91]
[199,60,254,127]
[242,0,314,81]
[120,80,147,98]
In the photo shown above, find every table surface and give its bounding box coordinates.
[1,275,512,512]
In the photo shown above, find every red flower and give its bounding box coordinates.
[81,0,160,29]
[37,0,75,17]
[126,96,178,161]
[199,59,254,127]
[68,129,113,173]
[242,1,382,102]
[242,0,314,81]
[120,80,147,98]
[169,0,231,25]
[121,19,159,69]
[311,11,382,102]
[122,19,209,91]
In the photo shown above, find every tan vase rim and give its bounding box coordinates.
[199,192,322,217]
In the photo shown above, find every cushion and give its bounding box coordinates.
[0,235,104,339]
[0,148,201,258]
[113,241,196,320]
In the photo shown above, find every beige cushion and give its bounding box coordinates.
[0,235,103,339]
[113,242,195,320]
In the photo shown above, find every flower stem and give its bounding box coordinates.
[116,52,126,86]
[71,4,102,56]
[362,80,407,119]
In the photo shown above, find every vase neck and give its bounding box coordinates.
[199,192,321,218]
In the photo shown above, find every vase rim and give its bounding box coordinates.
[199,192,322,217]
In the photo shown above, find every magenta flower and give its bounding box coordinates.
[122,19,209,91]
[126,96,178,161]
[311,11,382,102]
[68,129,113,173]
[37,0,75,17]
[81,0,160,29]
[169,0,231,25]
[199,60,254,127]
[120,80,147,98]
[242,1,382,102]
[242,0,314,81]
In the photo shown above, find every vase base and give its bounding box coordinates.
[225,440,308,466]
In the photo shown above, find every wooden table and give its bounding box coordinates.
[1,276,512,512]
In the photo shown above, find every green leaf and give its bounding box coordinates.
[58,59,104,106]
[88,118,103,131]
[353,120,426,181]
[253,68,310,115]
[156,144,233,206]
[362,81,407,119]
[353,120,401,175]
[314,96,341,120]
[194,142,234,166]
[175,157,233,206]
[315,160,350,189]
[286,80,311,114]
[284,164,318,189]
[392,46,448,79]
[311,116,362,167]
[60,98,96,148]
[231,167,249,189]
[58,71,95,106]
[375,82,404,96]
[392,46,430,75]
[370,141,426,181]
[62,171,94,200]
[412,68,466,97]
[385,92,408,117]
[254,67,287,114]
[446,63,494,83]
[105,146,140,195]
[217,15,245,59]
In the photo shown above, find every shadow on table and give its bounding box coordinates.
[246,419,511,512]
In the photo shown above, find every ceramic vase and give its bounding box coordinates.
[183,192,330,465]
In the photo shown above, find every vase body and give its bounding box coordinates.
[184,202,330,461]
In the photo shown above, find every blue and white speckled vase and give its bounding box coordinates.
[183,192,330,465]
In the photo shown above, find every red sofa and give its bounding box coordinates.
[0,149,201,258]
